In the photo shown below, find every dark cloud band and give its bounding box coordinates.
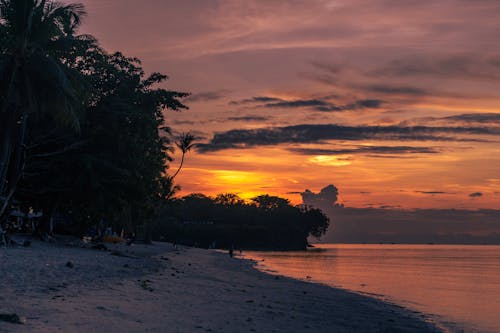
[230,96,383,112]
[288,146,440,155]
[197,123,499,152]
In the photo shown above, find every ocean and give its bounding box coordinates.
[244,244,500,333]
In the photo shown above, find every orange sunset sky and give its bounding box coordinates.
[80,0,500,209]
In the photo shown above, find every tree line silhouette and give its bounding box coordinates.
[0,0,329,249]
[154,193,329,250]
[0,0,189,236]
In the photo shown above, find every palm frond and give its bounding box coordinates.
[27,51,82,131]
[176,132,196,153]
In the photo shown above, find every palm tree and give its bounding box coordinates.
[170,132,196,180]
[159,132,195,202]
[0,0,91,219]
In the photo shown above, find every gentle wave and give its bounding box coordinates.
[244,244,500,333]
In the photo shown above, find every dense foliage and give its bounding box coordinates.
[0,0,188,234]
[154,194,330,250]
[1,1,330,248]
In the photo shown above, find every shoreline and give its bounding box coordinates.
[0,239,442,332]
[245,256,453,333]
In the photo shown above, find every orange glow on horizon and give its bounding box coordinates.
[174,139,500,210]
[80,0,500,211]
[308,155,352,167]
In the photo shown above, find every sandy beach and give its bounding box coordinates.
[0,239,440,333]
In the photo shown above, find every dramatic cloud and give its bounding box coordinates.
[198,124,500,152]
[301,185,339,207]
[79,0,500,210]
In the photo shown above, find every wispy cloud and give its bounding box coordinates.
[289,146,440,155]
[444,113,500,124]
[185,91,227,103]
[226,115,271,122]
[364,85,428,97]
[81,0,500,210]
[372,54,500,81]
[230,95,383,112]
[229,96,283,105]
[399,113,500,127]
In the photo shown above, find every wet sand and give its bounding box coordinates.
[0,240,440,332]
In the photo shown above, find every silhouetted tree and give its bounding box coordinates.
[214,193,245,207]
[1,1,190,236]
[154,193,330,250]
[171,132,196,179]
[0,0,90,221]
[20,50,189,233]
[252,195,291,211]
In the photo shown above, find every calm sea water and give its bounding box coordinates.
[244,244,500,333]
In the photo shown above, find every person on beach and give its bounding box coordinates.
[229,245,234,258]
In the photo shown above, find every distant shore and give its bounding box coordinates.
[0,238,441,332]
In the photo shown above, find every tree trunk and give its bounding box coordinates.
[0,65,18,202]
[0,128,13,198]
[170,152,185,180]
[1,62,31,223]
[0,63,21,223]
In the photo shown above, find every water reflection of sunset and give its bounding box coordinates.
[245,244,500,333]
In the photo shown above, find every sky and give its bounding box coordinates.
[80,0,500,210]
